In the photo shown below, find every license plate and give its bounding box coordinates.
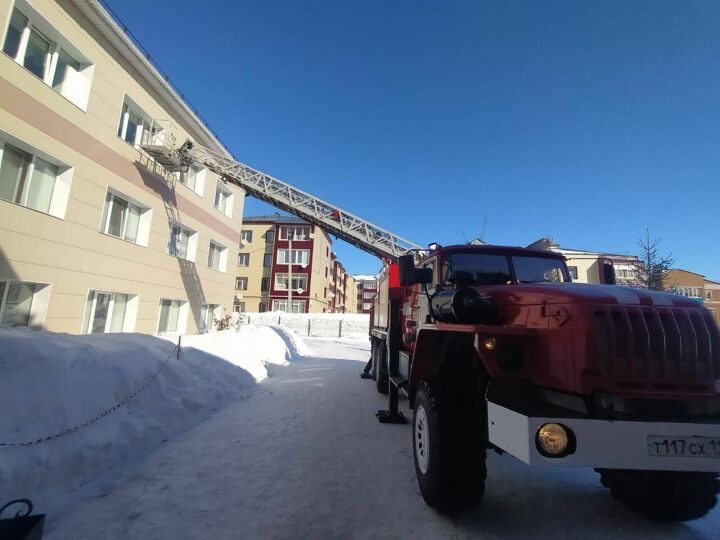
[648,436,720,458]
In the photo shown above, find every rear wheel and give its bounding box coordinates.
[413,381,486,512]
[597,469,719,522]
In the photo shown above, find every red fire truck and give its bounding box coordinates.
[157,140,720,522]
[368,245,720,521]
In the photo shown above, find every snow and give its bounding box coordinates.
[2,331,719,539]
[241,312,369,338]
[0,325,305,511]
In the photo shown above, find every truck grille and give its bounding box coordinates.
[590,307,720,393]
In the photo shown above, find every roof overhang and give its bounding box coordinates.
[69,0,231,158]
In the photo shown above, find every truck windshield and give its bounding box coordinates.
[442,253,512,285]
[512,256,569,283]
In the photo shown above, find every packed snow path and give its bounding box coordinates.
[48,338,719,539]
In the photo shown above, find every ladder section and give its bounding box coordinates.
[171,141,421,261]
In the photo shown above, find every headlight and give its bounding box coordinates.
[536,423,574,457]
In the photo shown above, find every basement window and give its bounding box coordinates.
[2,4,94,110]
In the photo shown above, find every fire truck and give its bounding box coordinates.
[145,139,720,522]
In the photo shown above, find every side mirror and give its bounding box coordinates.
[398,254,434,286]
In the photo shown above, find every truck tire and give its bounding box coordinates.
[375,341,388,395]
[597,469,719,522]
[413,381,486,512]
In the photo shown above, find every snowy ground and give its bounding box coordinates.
[0,325,301,511]
[34,337,719,539]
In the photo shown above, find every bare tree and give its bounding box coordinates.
[636,230,674,291]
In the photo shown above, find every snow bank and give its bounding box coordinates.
[0,325,304,508]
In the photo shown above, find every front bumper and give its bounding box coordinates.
[487,401,720,472]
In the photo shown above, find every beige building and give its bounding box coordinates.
[0,0,244,334]
[345,275,358,314]
[527,238,640,286]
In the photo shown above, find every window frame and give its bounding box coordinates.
[167,222,196,260]
[235,277,248,290]
[274,273,308,291]
[237,252,250,266]
[0,278,50,329]
[208,240,228,272]
[2,4,95,110]
[213,181,233,217]
[276,249,310,266]
[81,289,137,334]
[156,298,188,334]
[0,137,73,218]
[263,253,272,268]
[240,230,253,244]
[100,190,146,244]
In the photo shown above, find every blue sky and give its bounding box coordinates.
[107,0,719,279]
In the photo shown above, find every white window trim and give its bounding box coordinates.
[274,273,308,291]
[208,241,228,272]
[235,277,248,290]
[156,298,189,334]
[175,163,206,197]
[0,278,50,329]
[81,289,138,333]
[0,135,73,219]
[167,222,197,262]
[3,2,94,110]
[214,181,234,217]
[237,253,250,266]
[276,249,310,266]
[100,188,152,246]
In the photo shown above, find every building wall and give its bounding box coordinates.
[704,281,720,325]
[234,223,273,312]
[0,0,243,334]
[236,218,336,313]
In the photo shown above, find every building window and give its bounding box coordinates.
[259,302,267,312]
[101,190,150,245]
[324,287,327,298]
[707,291,713,301]
[241,230,253,244]
[274,273,307,291]
[271,299,306,313]
[117,96,163,147]
[208,241,228,272]
[326,247,329,257]
[279,225,310,241]
[177,164,205,196]
[167,223,195,260]
[263,253,272,267]
[82,290,137,334]
[236,277,248,290]
[3,7,94,110]
[276,249,309,266]
[261,277,270,292]
[214,182,233,216]
[233,302,246,313]
[0,279,48,328]
[265,230,274,243]
[157,299,187,333]
[0,139,73,218]
[200,304,219,332]
[674,287,702,298]
[568,266,578,280]
[238,253,249,266]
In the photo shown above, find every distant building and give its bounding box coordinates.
[235,215,354,313]
[527,238,640,286]
[354,274,379,313]
[664,269,720,324]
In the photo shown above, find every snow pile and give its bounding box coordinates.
[0,325,304,508]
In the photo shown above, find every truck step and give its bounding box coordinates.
[390,376,408,389]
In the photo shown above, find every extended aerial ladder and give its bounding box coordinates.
[143,140,422,262]
[143,138,418,422]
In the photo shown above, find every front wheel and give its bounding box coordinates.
[374,340,388,395]
[597,469,719,522]
[413,382,486,512]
